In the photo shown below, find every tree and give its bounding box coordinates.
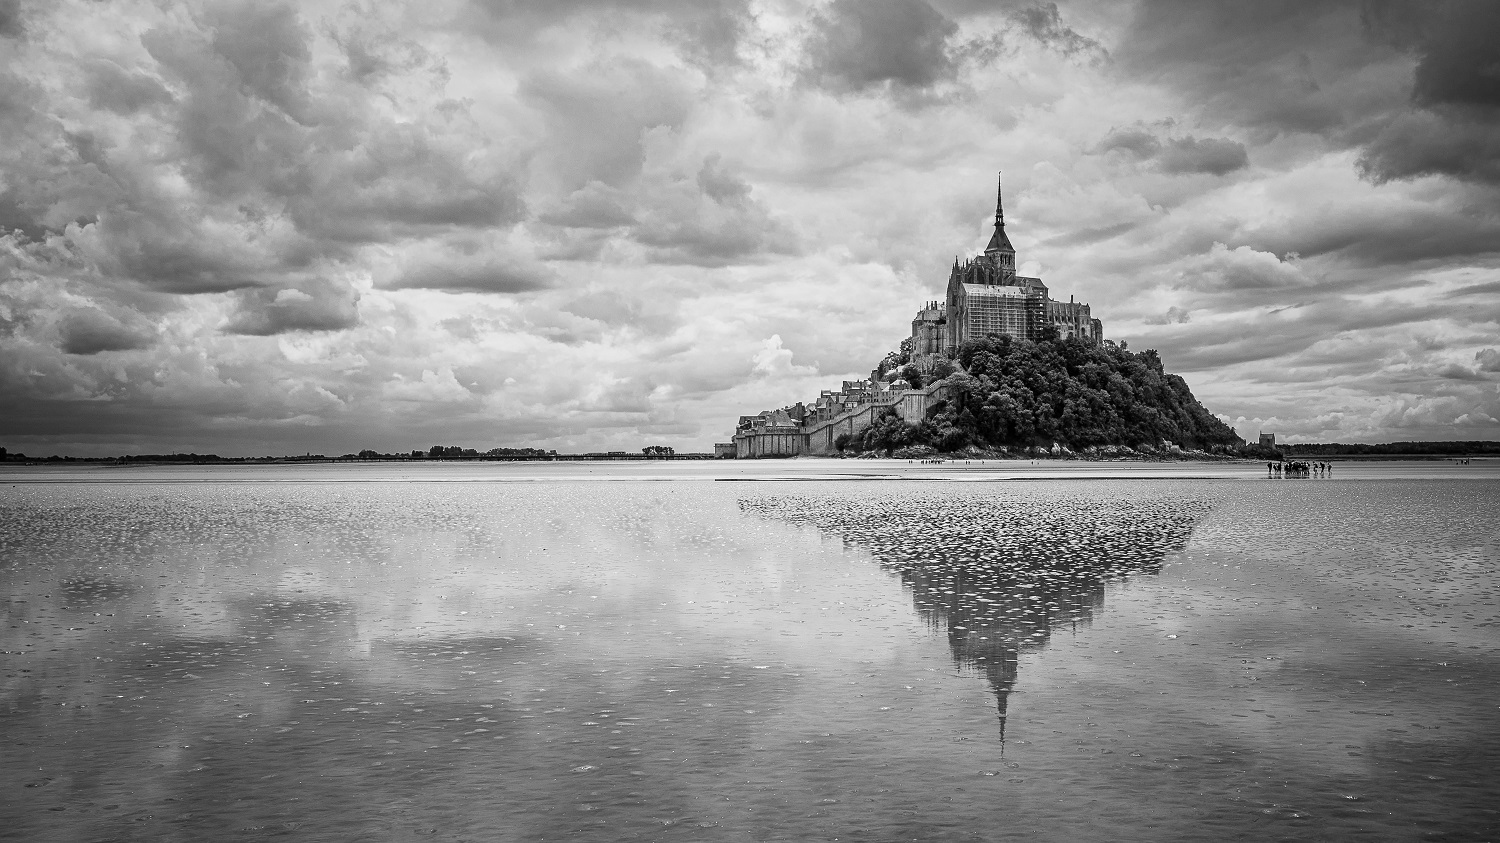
[861,333,1239,453]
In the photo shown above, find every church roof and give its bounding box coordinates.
[985,225,1014,254]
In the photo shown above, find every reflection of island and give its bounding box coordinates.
[742,490,1210,736]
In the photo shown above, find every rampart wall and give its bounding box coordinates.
[732,381,958,458]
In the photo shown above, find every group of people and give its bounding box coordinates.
[1267,460,1332,477]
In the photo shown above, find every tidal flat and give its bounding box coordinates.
[2,461,1498,841]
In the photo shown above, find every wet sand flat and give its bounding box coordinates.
[1,463,1497,840]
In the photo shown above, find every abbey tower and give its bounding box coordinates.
[918,175,1102,361]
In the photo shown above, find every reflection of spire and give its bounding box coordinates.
[740,491,1211,740]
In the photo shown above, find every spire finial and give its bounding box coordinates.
[995,171,1004,227]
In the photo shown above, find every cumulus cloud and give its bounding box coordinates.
[223,278,360,336]
[800,0,960,93]
[1010,2,1104,59]
[379,254,554,294]
[0,0,22,39]
[1097,125,1249,175]
[1158,136,1250,175]
[1173,244,1309,292]
[1354,0,1500,185]
[520,60,694,190]
[1146,306,1191,325]
[630,155,799,265]
[83,59,174,114]
[56,308,154,355]
[1114,2,1392,136]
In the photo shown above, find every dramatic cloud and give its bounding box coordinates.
[1356,1,1500,184]
[1097,125,1249,175]
[56,307,154,355]
[224,278,361,336]
[0,0,1497,454]
[1010,2,1104,59]
[800,0,960,92]
[0,0,22,39]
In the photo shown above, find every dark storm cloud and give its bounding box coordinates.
[1117,1,1500,187]
[1244,193,1500,266]
[663,0,753,70]
[1355,1,1500,184]
[697,155,752,205]
[800,0,960,92]
[1477,348,1500,372]
[83,59,174,114]
[1115,1,1391,136]
[538,183,637,230]
[1361,0,1500,110]
[1145,306,1191,325]
[1096,125,1249,175]
[0,68,121,243]
[1158,136,1249,175]
[0,191,49,242]
[0,0,22,39]
[137,2,524,245]
[96,208,278,295]
[629,156,799,266]
[56,308,154,355]
[519,61,693,190]
[287,162,527,244]
[1096,126,1159,158]
[203,1,314,123]
[1446,279,1500,299]
[1011,2,1103,58]
[469,0,753,69]
[381,260,554,294]
[223,278,360,336]
[140,12,308,199]
[1144,296,1454,372]
[1358,111,1500,185]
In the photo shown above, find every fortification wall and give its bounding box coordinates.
[732,381,959,459]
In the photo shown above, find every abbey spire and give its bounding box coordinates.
[982,172,1016,273]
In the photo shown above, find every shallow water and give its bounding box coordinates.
[2,463,1498,841]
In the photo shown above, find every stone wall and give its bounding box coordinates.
[732,381,958,458]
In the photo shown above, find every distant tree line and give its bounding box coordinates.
[420,445,555,458]
[1283,441,1500,456]
[838,330,1243,455]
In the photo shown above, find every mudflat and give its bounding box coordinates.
[2,462,1496,840]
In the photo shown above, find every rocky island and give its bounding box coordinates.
[730,177,1241,459]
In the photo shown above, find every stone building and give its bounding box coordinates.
[728,173,1108,458]
[932,176,1102,353]
[910,301,946,356]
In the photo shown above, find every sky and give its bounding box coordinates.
[1,0,1498,456]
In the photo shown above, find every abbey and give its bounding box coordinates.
[911,176,1101,365]
[727,175,1104,458]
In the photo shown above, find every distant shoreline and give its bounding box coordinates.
[0,454,718,466]
[0,453,1490,468]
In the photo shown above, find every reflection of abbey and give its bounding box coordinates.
[727,176,1104,458]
